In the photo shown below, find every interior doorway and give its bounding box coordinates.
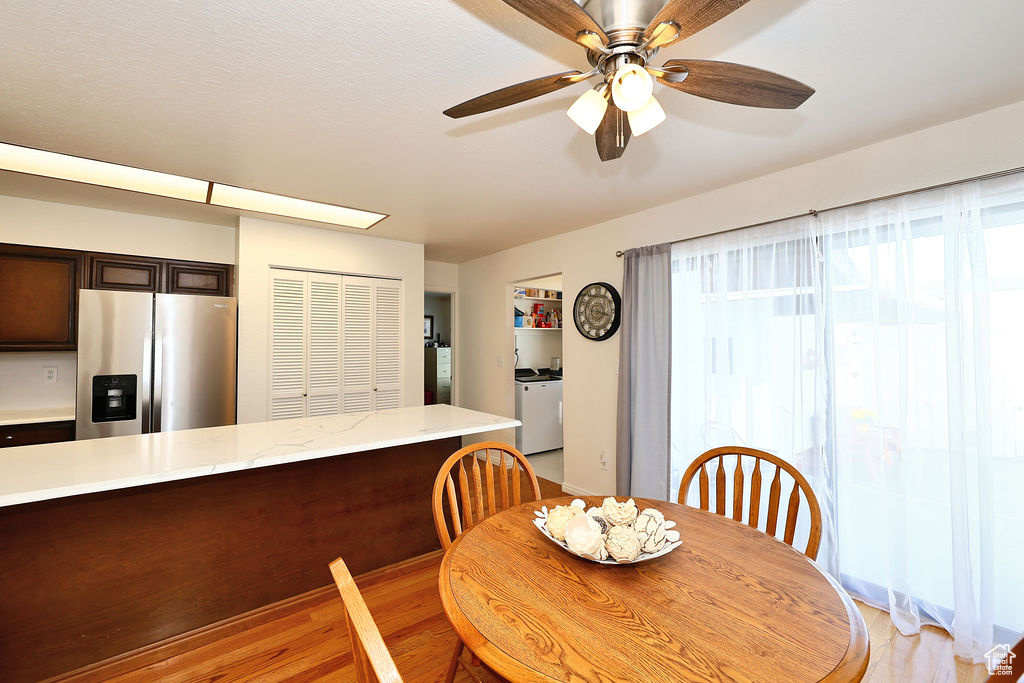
[424,291,454,405]
[511,274,563,485]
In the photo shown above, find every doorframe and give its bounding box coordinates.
[424,286,458,406]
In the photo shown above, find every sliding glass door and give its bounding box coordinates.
[670,175,1024,659]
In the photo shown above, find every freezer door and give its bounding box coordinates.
[516,381,564,455]
[76,290,154,439]
[154,294,237,432]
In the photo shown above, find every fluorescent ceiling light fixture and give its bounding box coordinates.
[208,183,386,230]
[0,141,209,202]
[0,141,388,230]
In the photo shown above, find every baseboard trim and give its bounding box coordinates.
[47,550,445,682]
[560,482,601,496]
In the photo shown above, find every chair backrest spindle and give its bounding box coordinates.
[715,455,726,515]
[748,459,762,528]
[732,457,744,522]
[766,465,782,536]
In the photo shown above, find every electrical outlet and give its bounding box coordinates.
[600,450,608,471]
[497,354,504,368]
[43,366,58,385]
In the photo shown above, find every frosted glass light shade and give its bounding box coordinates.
[627,95,667,136]
[567,89,608,135]
[610,64,654,112]
[0,142,209,202]
[209,183,387,229]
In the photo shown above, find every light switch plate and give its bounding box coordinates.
[43,366,58,384]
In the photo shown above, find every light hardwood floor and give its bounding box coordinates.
[79,551,990,683]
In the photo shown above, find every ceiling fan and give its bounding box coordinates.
[443,0,814,161]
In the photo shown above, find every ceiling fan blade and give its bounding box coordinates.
[644,0,751,44]
[500,0,607,45]
[658,59,814,109]
[595,106,631,161]
[443,70,583,119]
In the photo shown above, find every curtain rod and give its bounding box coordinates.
[614,165,1024,257]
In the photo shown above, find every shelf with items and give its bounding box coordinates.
[513,296,562,304]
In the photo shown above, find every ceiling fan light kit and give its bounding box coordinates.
[610,63,654,112]
[627,95,666,136]
[443,0,815,161]
[567,85,610,135]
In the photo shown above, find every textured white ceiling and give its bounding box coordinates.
[1,0,1023,261]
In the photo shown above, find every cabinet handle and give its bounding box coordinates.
[373,387,378,392]
[4,435,12,440]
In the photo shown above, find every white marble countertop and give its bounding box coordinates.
[0,407,77,427]
[0,404,519,508]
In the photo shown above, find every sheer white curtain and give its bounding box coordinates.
[670,215,836,568]
[670,174,1024,660]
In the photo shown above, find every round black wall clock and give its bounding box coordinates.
[573,282,621,341]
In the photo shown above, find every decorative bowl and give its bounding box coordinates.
[533,499,682,565]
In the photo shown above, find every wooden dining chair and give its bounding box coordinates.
[329,556,403,683]
[432,441,543,550]
[678,446,823,560]
[432,441,541,683]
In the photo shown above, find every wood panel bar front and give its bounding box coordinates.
[0,437,459,682]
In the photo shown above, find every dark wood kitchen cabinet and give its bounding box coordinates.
[86,255,232,297]
[165,259,232,296]
[87,253,162,292]
[0,243,233,351]
[0,421,75,448]
[0,244,82,351]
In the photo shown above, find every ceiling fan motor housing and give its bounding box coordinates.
[580,0,666,39]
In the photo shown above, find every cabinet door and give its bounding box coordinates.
[372,280,402,410]
[0,245,81,351]
[166,261,232,296]
[341,277,373,413]
[87,254,162,292]
[269,271,307,420]
[306,273,342,416]
[0,421,75,448]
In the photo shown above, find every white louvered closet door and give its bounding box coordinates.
[269,271,307,420]
[341,276,374,413]
[306,273,342,416]
[372,280,402,410]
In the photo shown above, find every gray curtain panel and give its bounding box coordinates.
[616,243,672,499]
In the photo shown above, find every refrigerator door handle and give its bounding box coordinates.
[141,331,153,434]
[152,327,163,433]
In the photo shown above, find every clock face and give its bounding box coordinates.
[573,282,621,341]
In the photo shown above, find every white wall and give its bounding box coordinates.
[458,98,1024,496]
[424,260,458,289]
[0,352,76,412]
[0,193,236,263]
[236,216,425,423]
[514,330,561,370]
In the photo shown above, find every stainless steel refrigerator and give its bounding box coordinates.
[76,289,237,440]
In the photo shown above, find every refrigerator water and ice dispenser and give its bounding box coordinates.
[90,375,138,423]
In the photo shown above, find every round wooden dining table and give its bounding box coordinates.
[439,496,868,682]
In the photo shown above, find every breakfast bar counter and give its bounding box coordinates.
[0,405,519,682]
